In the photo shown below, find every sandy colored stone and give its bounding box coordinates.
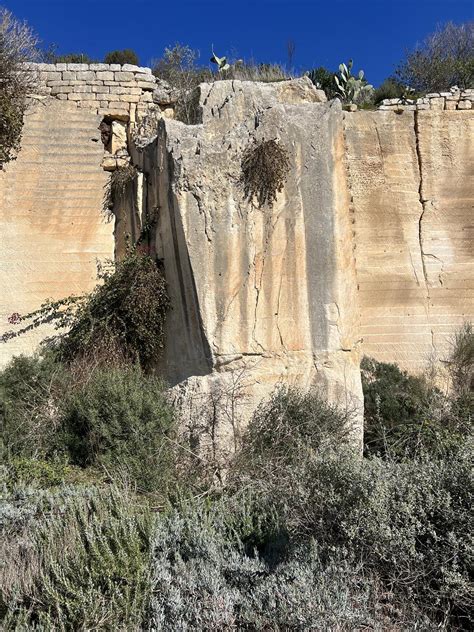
[344,109,474,373]
[130,78,362,442]
[0,101,114,363]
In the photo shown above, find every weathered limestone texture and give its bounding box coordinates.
[0,100,114,364]
[131,78,363,441]
[345,109,474,373]
[1,70,472,445]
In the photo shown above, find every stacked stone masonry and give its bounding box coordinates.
[379,88,473,111]
[22,62,159,121]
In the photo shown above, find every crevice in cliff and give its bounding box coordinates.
[190,188,212,243]
[414,110,430,297]
[275,268,286,351]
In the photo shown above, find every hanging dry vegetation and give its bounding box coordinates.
[240,138,290,208]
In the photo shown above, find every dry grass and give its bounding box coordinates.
[240,138,290,208]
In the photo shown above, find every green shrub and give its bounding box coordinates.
[2,253,170,369]
[361,356,472,459]
[0,351,67,459]
[60,252,170,367]
[3,456,70,488]
[307,65,338,98]
[104,48,139,66]
[233,386,354,480]
[449,321,474,397]
[1,486,152,630]
[373,77,406,103]
[1,357,176,493]
[230,388,473,628]
[61,365,175,493]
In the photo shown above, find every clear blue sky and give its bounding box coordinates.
[5,0,473,86]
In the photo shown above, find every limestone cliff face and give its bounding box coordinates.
[1,73,472,447]
[345,110,474,372]
[0,100,114,362]
[131,79,363,439]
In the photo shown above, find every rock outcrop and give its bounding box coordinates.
[130,78,363,445]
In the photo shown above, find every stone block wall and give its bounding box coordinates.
[378,88,473,112]
[22,62,158,121]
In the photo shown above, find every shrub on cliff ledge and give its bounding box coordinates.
[0,7,40,166]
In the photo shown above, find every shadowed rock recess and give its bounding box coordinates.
[1,72,473,446]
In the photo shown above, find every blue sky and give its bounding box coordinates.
[6,0,473,86]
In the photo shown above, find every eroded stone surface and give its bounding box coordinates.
[131,78,362,443]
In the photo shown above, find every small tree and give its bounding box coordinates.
[396,21,474,92]
[0,7,39,166]
[104,48,139,66]
[152,43,211,89]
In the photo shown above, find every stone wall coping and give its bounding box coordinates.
[378,87,473,111]
[21,62,153,74]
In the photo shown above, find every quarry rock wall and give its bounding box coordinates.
[0,99,114,359]
[130,79,363,444]
[345,109,473,373]
[1,68,473,444]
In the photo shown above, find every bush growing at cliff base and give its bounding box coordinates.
[2,252,171,369]
[1,326,473,629]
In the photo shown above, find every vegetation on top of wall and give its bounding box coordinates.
[43,47,140,66]
[104,48,140,66]
[373,77,410,104]
[334,59,375,105]
[42,46,98,64]
[395,21,474,92]
[306,65,338,98]
[240,138,290,208]
[0,7,40,166]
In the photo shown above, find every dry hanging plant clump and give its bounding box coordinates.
[240,139,290,208]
